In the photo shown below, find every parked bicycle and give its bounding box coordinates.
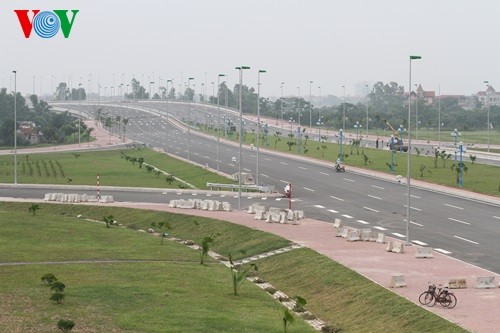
[419,282,457,308]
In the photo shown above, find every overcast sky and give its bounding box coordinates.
[1,0,498,98]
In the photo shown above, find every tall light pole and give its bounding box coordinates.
[32,75,36,96]
[406,55,422,246]
[438,85,441,148]
[78,82,82,147]
[451,128,461,161]
[211,82,215,105]
[280,82,285,130]
[297,86,301,153]
[484,80,491,152]
[235,66,250,210]
[414,83,419,142]
[216,74,225,173]
[318,86,322,133]
[256,69,266,186]
[309,80,313,133]
[187,77,194,161]
[339,129,344,162]
[342,85,346,130]
[365,84,369,139]
[13,70,18,185]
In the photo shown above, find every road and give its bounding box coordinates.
[16,101,500,273]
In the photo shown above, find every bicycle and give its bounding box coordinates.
[419,282,457,308]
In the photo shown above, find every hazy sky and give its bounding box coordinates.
[1,0,498,98]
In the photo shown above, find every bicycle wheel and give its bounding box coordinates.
[439,294,452,307]
[444,293,457,308]
[419,292,435,306]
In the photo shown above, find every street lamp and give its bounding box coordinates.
[339,129,344,162]
[280,82,285,130]
[406,54,422,246]
[458,141,466,188]
[414,83,419,142]
[365,84,369,139]
[390,134,395,173]
[32,75,36,96]
[484,81,491,152]
[216,74,225,173]
[13,70,17,185]
[309,80,313,133]
[256,69,266,186]
[78,82,82,147]
[187,77,194,161]
[354,121,362,140]
[451,128,461,161]
[235,66,250,209]
[316,117,323,141]
[342,85,346,130]
[398,125,404,153]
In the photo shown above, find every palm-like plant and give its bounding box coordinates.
[28,203,40,215]
[228,253,258,296]
[102,215,114,228]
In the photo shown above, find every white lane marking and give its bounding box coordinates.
[404,193,421,199]
[404,205,421,211]
[435,248,452,254]
[392,233,405,238]
[276,198,282,201]
[319,172,330,176]
[330,195,344,202]
[445,203,463,210]
[342,214,353,219]
[247,197,252,199]
[261,197,267,200]
[412,240,428,246]
[373,226,387,231]
[261,174,269,178]
[328,209,338,213]
[280,162,288,165]
[226,149,231,151]
[206,194,212,197]
[279,180,289,184]
[343,178,355,182]
[243,168,251,172]
[192,193,198,196]
[493,216,500,220]
[299,166,308,170]
[410,221,424,227]
[193,152,199,156]
[265,158,271,161]
[367,194,382,200]
[356,220,370,225]
[363,206,379,213]
[371,185,385,190]
[220,195,226,198]
[314,205,325,209]
[228,163,235,167]
[249,154,256,158]
[448,217,470,225]
[203,155,210,159]
[303,187,315,192]
[454,235,479,245]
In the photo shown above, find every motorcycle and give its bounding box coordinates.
[333,162,345,172]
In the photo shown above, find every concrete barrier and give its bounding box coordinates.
[376,233,387,244]
[335,226,344,237]
[279,211,287,223]
[347,229,361,242]
[369,231,378,242]
[385,240,393,252]
[222,202,231,212]
[254,210,265,220]
[168,199,177,208]
[448,278,467,289]
[296,210,305,219]
[268,207,281,214]
[476,276,496,289]
[333,218,342,228]
[415,246,433,258]
[340,227,349,239]
[389,274,407,288]
[391,241,405,254]
[360,229,372,241]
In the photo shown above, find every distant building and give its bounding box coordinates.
[477,85,500,106]
[18,121,42,145]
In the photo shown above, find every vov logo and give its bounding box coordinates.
[14,10,79,38]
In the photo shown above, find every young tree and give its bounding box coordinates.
[41,273,57,285]
[102,215,114,228]
[200,235,216,265]
[228,253,258,296]
[51,281,66,292]
[28,203,40,215]
[57,319,75,332]
[150,221,172,245]
[50,293,65,304]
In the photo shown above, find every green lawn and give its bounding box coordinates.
[0,202,468,332]
[0,148,231,189]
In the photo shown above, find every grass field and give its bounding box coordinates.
[203,127,500,197]
[0,148,231,189]
[0,202,468,332]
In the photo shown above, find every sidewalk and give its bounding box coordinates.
[105,202,500,333]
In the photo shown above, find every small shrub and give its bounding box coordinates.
[301,312,316,320]
[166,175,175,184]
[265,287,277,294]
[50,293,65,304]
[41,273,57,285]
[321,322,342,333]
[57,319,75,332]
[51,281,66,292]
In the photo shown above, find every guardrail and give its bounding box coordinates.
[206,182,274,193]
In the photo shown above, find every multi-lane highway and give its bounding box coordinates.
[20,101,500,273]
